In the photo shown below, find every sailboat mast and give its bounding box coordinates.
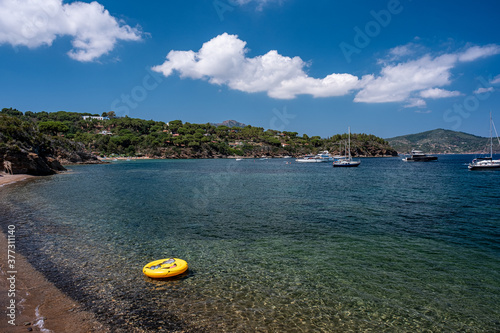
[348,126,351,160]
[490,112,493,158]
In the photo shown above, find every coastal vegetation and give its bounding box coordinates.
[1,108,397,166]
[386,129,495,154]
[0,108,99,175]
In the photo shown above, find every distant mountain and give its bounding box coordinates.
[212,120,247,128]
[386,129,494,154]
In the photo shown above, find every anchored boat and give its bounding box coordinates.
[469,112,500,170]
[296,151,333,163]
[332,127,360,167]
[402,150,438,162]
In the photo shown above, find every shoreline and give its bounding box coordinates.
[97,154,400,161]
[0,233,109,333]
[0,173,34,187]
[0,174,109,332]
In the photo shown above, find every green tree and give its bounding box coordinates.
[168,120,183,133]
[24,111,35,118]
[38,121,69,136]
[188,140,201,148]
[1,108,23,117]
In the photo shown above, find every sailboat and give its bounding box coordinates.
[468,112,500,170]
[332,127,361,167]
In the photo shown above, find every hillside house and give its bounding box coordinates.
[82,116,105,121]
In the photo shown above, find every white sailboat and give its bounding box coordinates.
[332,127,360,167]
[468,112,500,170]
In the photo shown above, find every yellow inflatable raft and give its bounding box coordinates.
[143,258,188,278]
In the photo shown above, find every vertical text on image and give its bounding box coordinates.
[6,224,17,326]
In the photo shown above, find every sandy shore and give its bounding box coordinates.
[0,174,109,332]
[0,174,34,187]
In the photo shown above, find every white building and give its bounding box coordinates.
[82,116,104,121]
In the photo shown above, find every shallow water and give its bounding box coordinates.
[1,156,499,332]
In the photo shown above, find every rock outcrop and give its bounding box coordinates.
[1,149,65,175]
[54,146,101,165]
[1,146,101,176]
[1,111,105,176]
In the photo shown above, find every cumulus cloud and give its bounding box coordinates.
[355,44,500,104]
[152,33,361,99]
[153,36,500,104]
[420,88,462,99]
[354,54,457,103]
[0,0,142,61]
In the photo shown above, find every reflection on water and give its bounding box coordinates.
[1,156,500,332]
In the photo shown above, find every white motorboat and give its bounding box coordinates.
[402,150,438,162]
[295,151,333,163]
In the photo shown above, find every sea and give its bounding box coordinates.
[1,155,499,332]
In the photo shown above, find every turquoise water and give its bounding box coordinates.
[1,156,499,332]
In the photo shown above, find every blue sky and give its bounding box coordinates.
[1,0,500,138]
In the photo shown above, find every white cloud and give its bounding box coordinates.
[0,0,142,61]
[355,44,500,104]
[473,87,494,94]
[420,88,462,99]
[153,36,500,104]
[404,98,426,108]
[152,33,361,99]
[491,75,500,84]
[389,44,415,58]
[354,54,457,103]
[386,42,425,61]
[229,0,283,10]
[458,44,500,62]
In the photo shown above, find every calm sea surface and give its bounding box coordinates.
[1,156,499,332]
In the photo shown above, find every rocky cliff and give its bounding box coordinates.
[0,114,100,176]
